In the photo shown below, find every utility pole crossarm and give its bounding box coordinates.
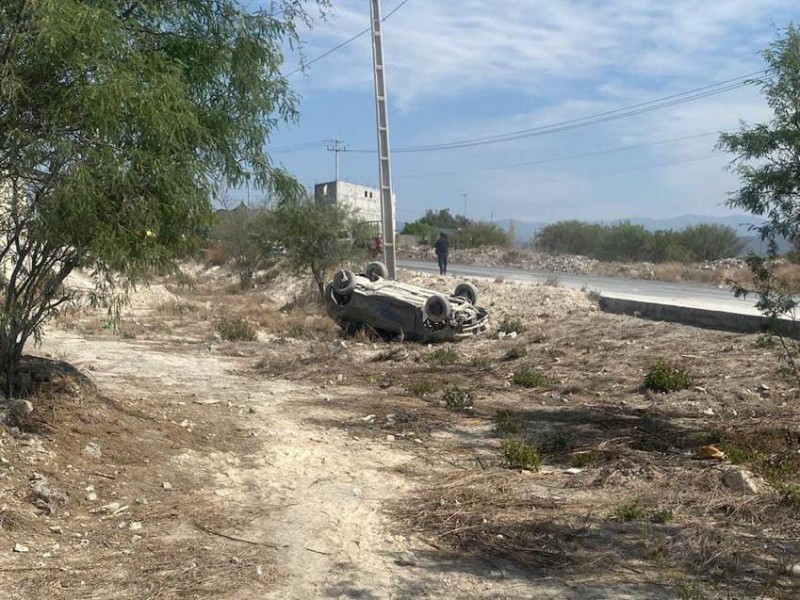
[369,0,397,279]
[324,139,348,181]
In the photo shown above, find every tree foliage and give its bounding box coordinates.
[719,25,800,380]
[212,204,277,289]
[271,197,370,298]
[403,208,509,249]
[718,25,800,245]
[535,220,743,263]
[0,0,324,393]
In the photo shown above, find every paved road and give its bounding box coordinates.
[399,259,762,316]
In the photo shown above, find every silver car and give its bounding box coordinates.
[324,262,488,342]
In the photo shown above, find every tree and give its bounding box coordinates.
[0,1,325,394]
[718,25,800,245]
[451,221,509,249]
[212,204,278,289]
[678,224,743,262]
[272,197,370,298]
[401,221,439,245]
[719,25,800,379]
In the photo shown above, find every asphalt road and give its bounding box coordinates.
[398,259,762,316]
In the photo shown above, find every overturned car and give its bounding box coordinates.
[323,262,488,342]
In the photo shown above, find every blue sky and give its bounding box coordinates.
[258,0,799,225]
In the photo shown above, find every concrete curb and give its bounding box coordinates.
[599,295,800,338]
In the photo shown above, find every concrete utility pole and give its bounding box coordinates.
[369,0,396,279]
[324,139,348,181]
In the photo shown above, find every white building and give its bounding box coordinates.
[314,180,396,227]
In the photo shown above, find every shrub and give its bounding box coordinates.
[470,356,495,370]
[442,387,475,411]
[214,316,257,342]
[613,500,646,522]
[429,347,458,366]
[571,451,598,468]
[503,347,527,361]
[494,410,521,435]
[535,431,573,454]
[407,379,436,397]
[501,438,541,471]
[512,368,554,388]
[498,317,525,334]
[644,360,694,392]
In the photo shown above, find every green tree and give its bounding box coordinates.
[212,204,279,289]
[678,224,743,262]
[401,221,439,244]
[272,197,369,298]
[451,221,510,249]
[719,25,800,380]
[718,25,800,246]
[0,0,326,394]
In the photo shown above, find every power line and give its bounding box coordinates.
[402,131,718,178]
[346,70,766,153]
[268,140,326,154]
[284,0,410,78]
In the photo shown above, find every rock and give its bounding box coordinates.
[386,435,395,442]
[85,492,98,502]
[82,443,102,459]
[129,522,143,531]
[361,414,376,423]
[564,467,583,475]
[213,489,229,497]
[161,482,173,491]
[13,543,29,553]
[49,526,63,534]
[722,469,760,495]
[131,534,143,543]
[702,408,715,416]
[396,550,419,567]
[756,383,770,392]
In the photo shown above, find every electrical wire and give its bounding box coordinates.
[347,71,766,153]
[284,0,410,77]
[401,131,719,178]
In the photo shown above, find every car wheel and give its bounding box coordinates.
[424,292,452,323]
[454,282,478,305]
[333,269,357,295]
[365,261,388,281]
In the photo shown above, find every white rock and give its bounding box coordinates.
[82,443,102,459]
[564,467,583,475]
[85,492,98,502]
[129,522,143,531]
[161,482,173,490]
[722,469,760,495]
[13,543,29,553]
[396,550,418,567]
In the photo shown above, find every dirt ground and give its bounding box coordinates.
[1,264,799,599]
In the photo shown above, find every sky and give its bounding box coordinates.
[258,0,799,225]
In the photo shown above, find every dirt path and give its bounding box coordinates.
[36,329,611,599]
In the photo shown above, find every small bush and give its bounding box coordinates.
[754,334,777,349]
[442,387,475,411]
[407,379,436,397]
[502,438,541,471]
[777,483,800,508]
[214,316,257,342]
[512,368,554,388]
[677,580,709,600]
[614,500,646,522]
[498,317,525,335]
[535,431,573,454]
[372,347,405,362]
[494,410,521,435]
[429,347,458,366]
[648,507,674,524]
[159,301,199,316]
[644,360,694,392]
[613,499,673,523]
[503,347,527,361]
[470,356,495,370]
[571,451,598,468]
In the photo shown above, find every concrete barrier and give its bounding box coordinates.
[599,295,800,338]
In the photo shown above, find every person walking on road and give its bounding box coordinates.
[434,232,449,275]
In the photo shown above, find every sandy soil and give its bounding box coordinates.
[0,264,798,599]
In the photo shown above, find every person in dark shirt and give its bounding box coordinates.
[434,232,449,275]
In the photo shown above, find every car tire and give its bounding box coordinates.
[454,282,478,305]
[424,292,452,323]
[333,269,357,295]
[365,261,388,281]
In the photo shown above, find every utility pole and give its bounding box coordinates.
[324,139,348,181]
[369,0,396,279]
